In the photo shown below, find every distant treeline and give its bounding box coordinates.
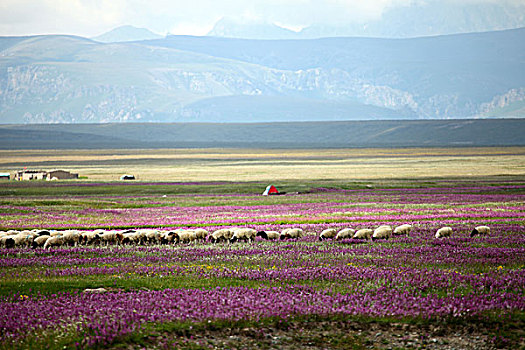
[1,119,524,149]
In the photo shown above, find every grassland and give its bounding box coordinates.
[0,147,524,349]
[1,147,524,182]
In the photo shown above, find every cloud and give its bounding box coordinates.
[0,0,523,37]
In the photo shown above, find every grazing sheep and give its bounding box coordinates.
[230,228,257,243]
[32,235,50,248]
[209,229,232,243]
[194,229,208,241]
[62,231,81,246]
[99,231,124,246]
[34,230,51,236]
[44,235,65,249]
[178,230,191,243]
[280,228,304,240]
[50,231,64,237]
[144,230,161,244]
[19,230,37,239]
[335,228,355,241]
[393,224,412,236]
[175,230,195,244]
[132,230,148,244]
[0,235,15,248]
[158,231,176,244]
[471,225,490,237]
[188,230,199,242]
[121,232,142,245]
[9,233,35,248]
[80,231,102,245]
[256,230,280,240]
[372,225,392,241]
[319,228,338,241]
[83,288,107,294]
[353,229,373,240]
[435,227,453,239]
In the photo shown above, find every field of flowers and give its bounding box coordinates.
[0,181,524,349]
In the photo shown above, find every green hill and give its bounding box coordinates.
[1,119,523,149]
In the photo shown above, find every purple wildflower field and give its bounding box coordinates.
[0,183,524,349]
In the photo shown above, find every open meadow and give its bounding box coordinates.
[1,147,525,182]
[0,147,524,349]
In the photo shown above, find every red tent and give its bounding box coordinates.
[262,185,279,195]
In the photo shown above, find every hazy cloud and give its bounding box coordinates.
[0,0,522,37]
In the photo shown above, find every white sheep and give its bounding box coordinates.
[12,233,35,248]
[353,229,373,240]
[471,225,490,237]
[230,228,257,243]
[175,230,195,243]
[372,225,392,241]
[99,231,123,246]
[393,224,412,236]
[19,230,37,238]
[32,235,50,248]
[132,230,148,244]
[50,231,63,237]
[80,231,102,245]
[188,230,198,242]
[144,230,161,244]
[335,228,356,241]
[194,229,208,241]
[62,231,81,246]
[435,227,453,239]
[44,235,65,249]
[280,228,304,240]
[319,228,337,241]
[209,229,232,243]
[121,232,142,245]
[34,229,51,236]
[155,231,172,244]
[0,235,15,248]
[256,230,280,240]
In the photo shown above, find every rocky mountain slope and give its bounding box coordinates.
[0,28,523,123]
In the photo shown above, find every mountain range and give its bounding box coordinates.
[92,25,162,43]
[0,28,523,124]
[208,2,525,40]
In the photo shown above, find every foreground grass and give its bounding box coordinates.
[0,179,523,349]
[3,312,523,350]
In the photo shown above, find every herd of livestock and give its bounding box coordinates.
[0,224,491,249]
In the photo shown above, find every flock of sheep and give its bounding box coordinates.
[0,224,490,249]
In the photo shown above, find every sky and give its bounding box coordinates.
[0,0,522,37]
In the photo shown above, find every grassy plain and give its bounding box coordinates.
[1,147,524,182]
[0,147,524,349]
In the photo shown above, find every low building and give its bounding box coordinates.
[15,170,47,181]
[0,173,10,180]
[47,170,79,180]
[14,170,78,181]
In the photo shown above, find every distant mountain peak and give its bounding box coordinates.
[208,17,298,40]
[207,2,525,40]
[92,25,162,43]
